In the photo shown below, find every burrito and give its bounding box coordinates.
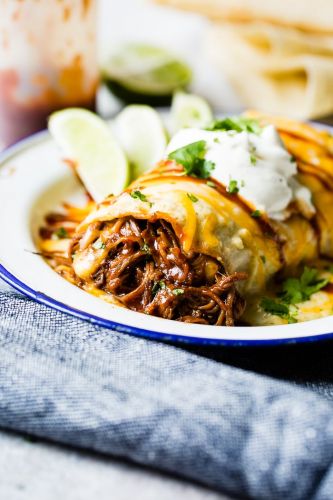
[63,115,333,326]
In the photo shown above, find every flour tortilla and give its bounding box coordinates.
[204,22,333,118]
[154,0,333,33]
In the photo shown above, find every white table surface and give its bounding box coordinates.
[0,430,228,500]
[0,1,235,498]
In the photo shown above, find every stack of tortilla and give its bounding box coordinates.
[154,0,333,118]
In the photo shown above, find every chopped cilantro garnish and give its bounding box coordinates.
[249,144,258,165]
[92,239,106,250]
[141,242,150,254]
[261,266,328,323]
[227,179,239,194]
[261,297,293,320]
[206,117,263,135]
[187,193,198,203]
[290,156,296,163]
[130,190,148,202]
[173,288,184,296]
[130,190,153,207]
[280,267,329,305]
[250,154,257,165]
[53,227,69,239]
[152,280,166,296]
[260,255,266,264]
[261,297,297,323]
[251,210,262,218]
[207,181,216,188]
[168,140,215,179]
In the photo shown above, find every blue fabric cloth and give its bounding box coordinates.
[1,282,333,500]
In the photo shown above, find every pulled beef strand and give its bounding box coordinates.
[81,217,247,326]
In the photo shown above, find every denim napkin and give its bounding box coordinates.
[1,281,333,500]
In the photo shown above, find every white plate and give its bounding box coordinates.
[0,131,333,346]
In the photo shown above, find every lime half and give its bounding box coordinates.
[114,105,168,179]
[102,43,192,105]
[170,91,213,133]
[48,108,129,202]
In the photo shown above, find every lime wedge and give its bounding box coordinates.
[114,105,168,179]
[170,91,213,133]
[102,43,192,105]
[48,108,129,202]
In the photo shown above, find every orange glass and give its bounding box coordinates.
[0,0,98,148]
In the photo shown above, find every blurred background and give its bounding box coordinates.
[100,0,333,118]
[97,0,241,115]
[1,0,333,147]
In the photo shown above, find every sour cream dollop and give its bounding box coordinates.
[166,125,315,221]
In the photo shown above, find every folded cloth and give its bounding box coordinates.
[1,281,333,500]
[204,22,333,119]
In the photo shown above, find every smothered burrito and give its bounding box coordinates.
[40,114,333,327]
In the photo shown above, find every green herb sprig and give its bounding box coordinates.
[92,239,106,250]
[130,190,153,207]
[52,227,69,240]
[227,179,239,194]
[206,181,216,188]
[141,242,150,254]
[152,281,166,296]
[206,117,263,135]
[280,267,329,305]
[261,267,329,323]
[168,140,215,179]
[187,193,198,203]
[261,297,296,323]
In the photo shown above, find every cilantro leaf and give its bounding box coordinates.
[141,242,150,254]
[261,266,328,323]
[130,190,148,202]
[168,141,215,179]
[196,160,215,179]
[152,280,166,296]
[251,210,262,218]
[130,190,153,207]
[250,154,257,165]
[207,181,216,188]
[206,117,263,135]
[261,298,297,323]
[261,297,290,317]
[187,193,198,203]
[227,179,239,194]
[173,288,184,296]
[281,267,329,304]
[92,239,106,250]
[53,227,69,240]
[168,140,205,168]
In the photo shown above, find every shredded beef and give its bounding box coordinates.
[78,217,247,326]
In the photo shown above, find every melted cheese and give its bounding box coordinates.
[178,191,197,254]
